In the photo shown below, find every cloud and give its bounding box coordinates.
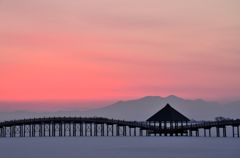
[84,13,172,30]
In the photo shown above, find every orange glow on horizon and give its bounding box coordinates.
[0,0,240,108]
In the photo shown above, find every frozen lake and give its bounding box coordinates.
[0,137,239,158]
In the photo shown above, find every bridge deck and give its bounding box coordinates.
[0,117,239,138]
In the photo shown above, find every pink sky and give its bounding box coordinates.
[0,0,240,107]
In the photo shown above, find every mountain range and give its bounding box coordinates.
[0,95,239,121]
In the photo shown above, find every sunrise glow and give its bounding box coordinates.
[0,0,240,107]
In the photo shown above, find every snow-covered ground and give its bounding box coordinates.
[0,137,239,158]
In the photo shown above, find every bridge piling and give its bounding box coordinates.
[101,124,104,136]
[1,128,3,137]
[73,123,76,137]
[20,126,22,137]
[60,123,63,137]
[196,129,199,137]
[64,123,66,137]
[84,123,87,136]
[153,122,156,136]
[94,124,97,136]
[140,129,143,136]
[43,124,45,137]
[189,130,192,137]
[116,125,119,136]
[123,126,126,136]
[9,127,11,137]
[216,127,220,137]
[48,123,50,137]
[39,124,42,137]
[23,125,25,137]
[223,127,227,137]
[2,127,4,137]
[233,126,235,138]
[53,123,56,137]
[237,126,239,137]
[0,128,2,137]
[107,124,109,136]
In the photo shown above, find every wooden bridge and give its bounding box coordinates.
[0,117,239,138]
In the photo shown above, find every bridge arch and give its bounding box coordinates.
[0,117,239,138]
[0,117,151,137]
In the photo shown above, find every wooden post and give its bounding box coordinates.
[52,123,55,137]
[39,124,42,137]
[49,123,51,137]
[73,123,76,137]
[2,127,4,137]
[116,125,119,136]
[190,129,192,137]
[175,122,178,136]
[64,123,66,137]
[159,121,161,136]
[10,126,12,137]
[21,124,24,137]
[43,123,45,137]
[154,121,156,136]
[164,121,167,136]
[186,121,188,136]
[232,126,235,137]
[29,125,31,137]
[102,124,104,136]
[106,125,109,136]
[3,127,6,137]
[13,126,16,137]
[12,126,14,137]
[180,121,183,136]
[223,127,227,137]
[23,125,25,137]
[237,126,239,138]
[60,122,63,137]
[197,129,199,137]
[216,127,220,137]
[89,123,92,136]
[170,121,173,136]
[80,123,83,136]
[140,129,143,136]
[134,127,137,136]
[69,123,72,137]
[9,127,11,137]
[112,124,114,136]
[85,123,88,136]
[33,125,36,137]
[0,128,2,137]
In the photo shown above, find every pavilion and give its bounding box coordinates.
[147,103,190,136]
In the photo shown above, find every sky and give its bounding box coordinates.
[0,0,240,110]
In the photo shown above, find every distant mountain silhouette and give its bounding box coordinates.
[0,95,239,121]
[85,95,237,121]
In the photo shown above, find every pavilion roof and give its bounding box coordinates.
[147,104,190,122]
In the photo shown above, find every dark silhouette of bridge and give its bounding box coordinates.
[0,104,239,138]
[0,117,239,138]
